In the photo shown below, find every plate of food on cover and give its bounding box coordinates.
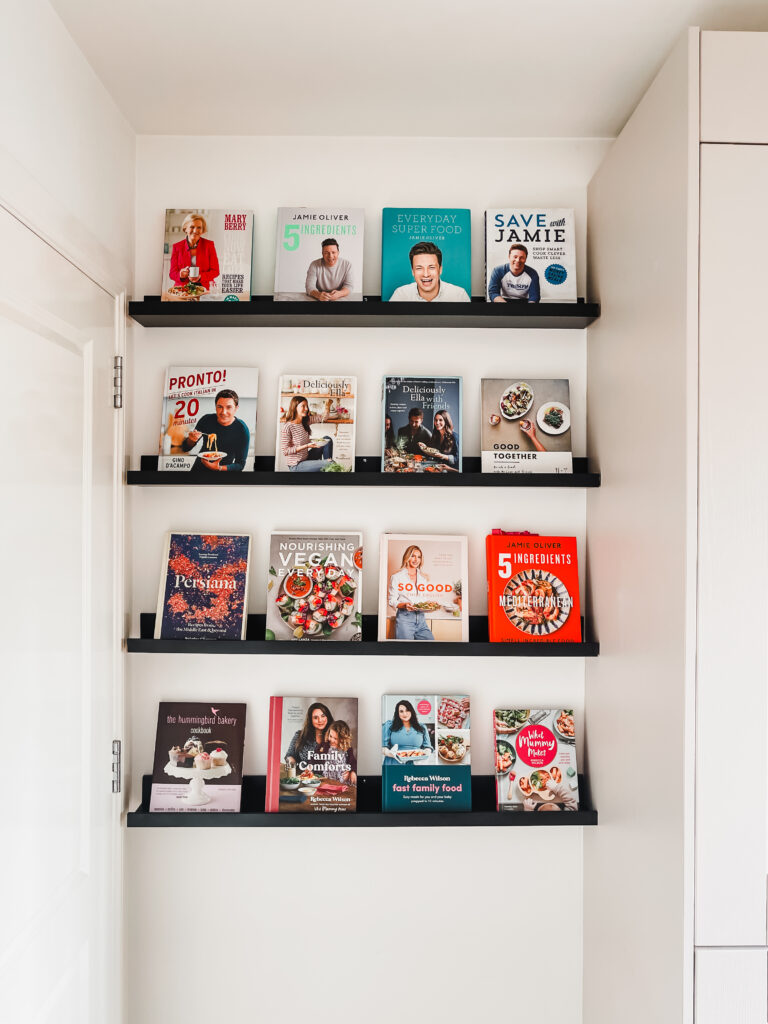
[554,710,576,742]
[499,381,534,421]
[298,770,323,788]
[536,401,571,435]
[164,283,208,301]
[272,561,360,640]
[437,732,468,763]
[494,709,531,735]
[495,739,516,775]
[501,569,571,636]
[395,748,432,763]
[200,450,226,465]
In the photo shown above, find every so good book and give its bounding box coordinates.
[485,208,576,303]
[149,702,246,813]
[155,532,251,640]
[481,378,572,474]
[159,366,259,472]
[274,207,364,301]
[382,695,471,812]
[381,208,471,302]
[494,709,579,812]
[378,534,468,642]
[486,532,581,642]
[266,696,358,813]
[161,209,253,302]
[383,376,462,473]
[275,375,356,472]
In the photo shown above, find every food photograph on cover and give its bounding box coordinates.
[381,208,471,302]
[493,708,579,812]
[161,209,253,302]
[382,376,462,473]
[275,375,356,472]
[484,208,576,304]
[480,378,573,474]
[273,208,364,301]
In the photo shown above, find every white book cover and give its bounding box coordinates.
[161,209,253,302]
[275,375,356,473]
[484,209,576,303]
[274,208,364,301]
[480,378,573,474]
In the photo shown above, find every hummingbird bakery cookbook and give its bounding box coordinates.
[494,708,579,812]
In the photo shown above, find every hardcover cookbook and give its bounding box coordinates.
[494,708,579,812]
[480,378,572,474]
[381,208,471,302]
[485,208,576,303]
[161,209,253,302]
[274,207,364,301]
[382,375,462,473]
[275,374,356,472]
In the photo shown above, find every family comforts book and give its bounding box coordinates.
[486,532,581,642]
[266,696,359,813]
[161,209,253,302]
[265,532,363,641]
[381,208,471,302]
[154,532,251,640]
[480,378,572,474]
[494,708,579,812]
[159,366,259,472]
[149,702,246,813]
[378,533,468,642]
[382,375,462,473]
[274,207,364,301]
[382,694,471,812]
[484,208,576,303]
[275,375,356,472]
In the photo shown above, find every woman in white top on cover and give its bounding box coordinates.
[387,544,434,641]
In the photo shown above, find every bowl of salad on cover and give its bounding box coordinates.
[494,709,531,734]
[495,740,516,775]
[499,381,534,421]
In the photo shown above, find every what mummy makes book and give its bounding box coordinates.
[274,208,364,301]
[161,209,253,302]
[485,209,576,303]
[494,708,579,812]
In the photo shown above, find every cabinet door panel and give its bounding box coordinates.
[695,949,766,1024]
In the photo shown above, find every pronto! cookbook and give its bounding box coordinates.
[484,208,576,303]
[266,696,358,813]
[274,208,364,301]
[480,378,572,474]
[382,208,471,302]
[494,708,579,812]
[382,376,462,473]
[275,375,356,472]
[161,209,253,302]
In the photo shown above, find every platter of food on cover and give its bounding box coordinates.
[517,766,562,801]
[494,709,531,735]
[394,747,433,763]
[437,730,469,764]
[495,739,516,775]
[553,709,576,743]
[163,283,208,302]
[499,381,534,421]
[501,569,571,636]
[536,401,570,435]
[273,561,360,640]
[384,449,458,474]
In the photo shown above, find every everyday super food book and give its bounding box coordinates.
[486,532,581,643]
[381,208,471,302]
[275,375,356,472]
[161,209,253,302]
[266,696,358,813]
[266,532,363,641]
[484,208,576,303]
[159,366,259,472]
[150,702,246,813]
[274,208,364,302]
[154,532,251,640]
[378,534,468,642]
[481,378,572,474]
[382,695,471,812]
[382,376,462,473]
[494,709,579,812]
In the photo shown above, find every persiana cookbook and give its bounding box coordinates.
[494,708,579,812]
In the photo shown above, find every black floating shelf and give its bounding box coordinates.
[127,773,597,827]
[128,613,599,657]
[128,455,600,488]
[128,295,599,330]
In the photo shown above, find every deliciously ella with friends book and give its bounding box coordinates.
[266,696,359,813]
[494,708,579,812]
[274,207,364,301]
[480,378,572,474]
[275,375,356,472]
[382,694,471,812]
[382,376,462,473]
[381,208,471,302]
[484,208,576,303]
[161,209,253,302]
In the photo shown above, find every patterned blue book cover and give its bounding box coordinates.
[154,532,251,640]
[381,208,471,302]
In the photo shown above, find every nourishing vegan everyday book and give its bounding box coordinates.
[484,208,576,303]
[382,376,462,473]
[274,208,364,301]
[382,208,471,302]
[161,209,253,301]
[494,708,579,812]
[480,378,572,474]
[275,375,356,472]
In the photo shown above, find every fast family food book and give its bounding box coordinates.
[494,709,579,812]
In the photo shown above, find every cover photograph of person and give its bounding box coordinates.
[381,208,471,302]
[381,697,436,765]
[161,209,253,302]
[382,376,462,473]
[273,208,365,301]
[275,376,356,473]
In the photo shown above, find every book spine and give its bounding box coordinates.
[265,697,283,812]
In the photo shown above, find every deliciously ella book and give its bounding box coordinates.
[266,696,358,813]
[494,709,579,812]
[161,209,253,302]
[481,378,572,474]
[382,695,471,812]
[382,376,462,473]
[484,208,576,303]
[149,701,246,813]
[486,532,581,643]
[275,375,356,472]
[274,208,364,301]
[154,532,251,640]
[159,366,259,472]
[381,208,471,302]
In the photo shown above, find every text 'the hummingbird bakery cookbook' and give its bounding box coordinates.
[161,209,253,302]
[494,709,579,812]
[266,697,359,813]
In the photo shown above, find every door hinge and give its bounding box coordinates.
[112,739,122,794]
[113,356,123,409]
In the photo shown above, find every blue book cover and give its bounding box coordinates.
[382,376,462,473]
[381,695,471,812]
[381,208,471,302]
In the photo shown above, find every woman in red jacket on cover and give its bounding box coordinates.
[169,213,220,291]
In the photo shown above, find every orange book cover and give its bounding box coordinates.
[486,532,581,642]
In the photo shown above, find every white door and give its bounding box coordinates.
[0,206,122,1022]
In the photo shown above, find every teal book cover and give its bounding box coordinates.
[381,208,471,302]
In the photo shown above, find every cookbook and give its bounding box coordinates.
[161,209,253,302]
[480,378,572,474]
[158,366,259,472]
[275,375,356,472]
[149,702,247,813]
[382,695,471,812]
[154,532,251,640]
[274,207,364,301]
[485,208,576,303]
[494,709,579,812]
[378,533,468,642]
[266,696,358,813]
[382,376,462,473]
[381,208,471,302]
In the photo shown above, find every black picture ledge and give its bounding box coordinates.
[128,613,599,657]
[127,774,597,828]
[128,455,600,488]
[128,295,600,330]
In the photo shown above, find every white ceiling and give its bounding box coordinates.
[51,0,768,138]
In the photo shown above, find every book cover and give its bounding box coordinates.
[266,696,358,812]
[275,375,356,473]
[161,209,253,302]
[274,208,364,302]
[494,709,579,812]
[382,695,471,812]
[486,533,581,642]
[381,208,471,302]
[158,366,259,472]
[382,376,462,473]
[149,702,246,812]
[154,533,251,640]
[378,533,468,642]
[485,208,576,303]
[266,532,363,641]
[480,378,572,474]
